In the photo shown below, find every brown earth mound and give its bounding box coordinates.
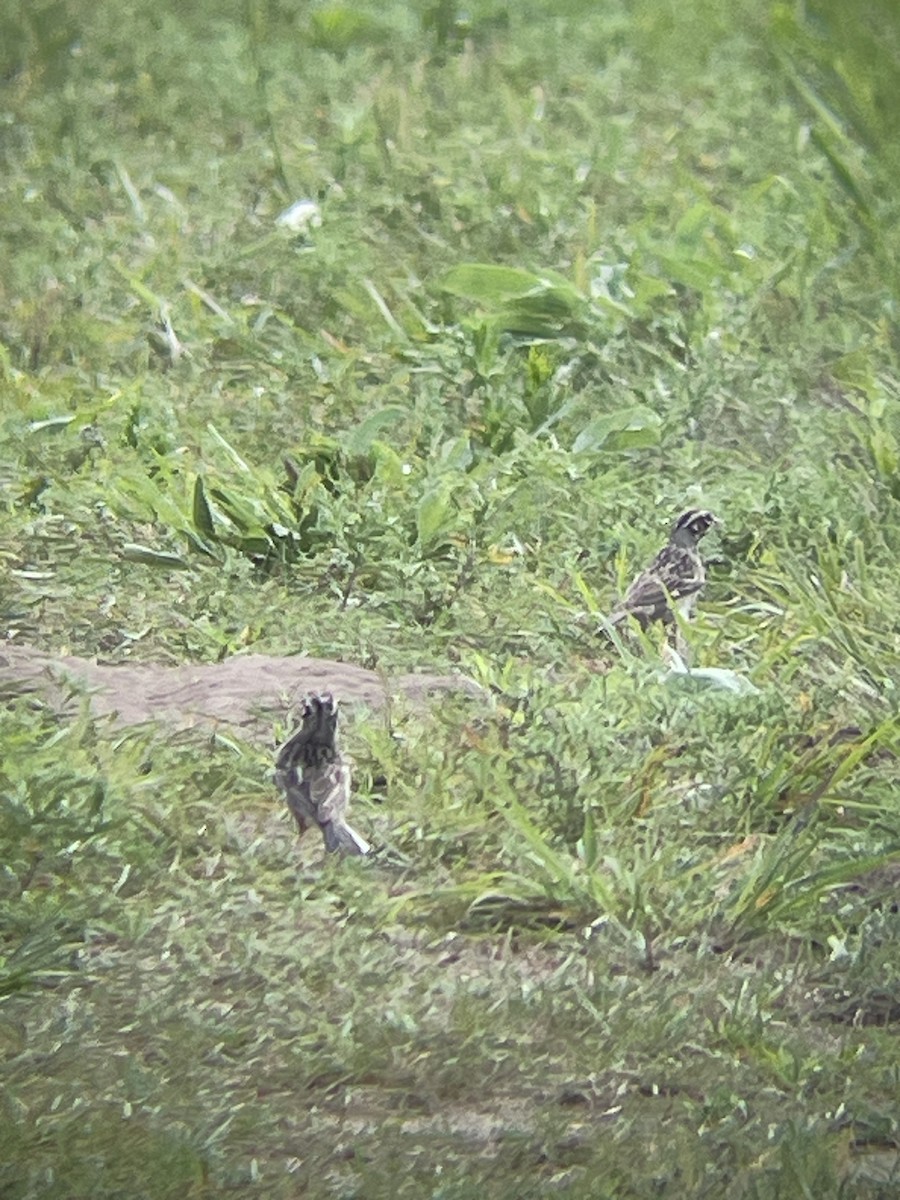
[0,643,483,734]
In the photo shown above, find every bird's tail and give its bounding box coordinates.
[323,819,371,856]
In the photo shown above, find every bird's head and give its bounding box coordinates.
[300,692,340,738]
[672,508,719,544]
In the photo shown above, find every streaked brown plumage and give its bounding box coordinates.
[275,693,370,856]
[607,508,718,630]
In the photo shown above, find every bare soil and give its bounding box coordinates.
[0,643,483,734]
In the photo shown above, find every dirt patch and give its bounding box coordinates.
[0,643,483,734]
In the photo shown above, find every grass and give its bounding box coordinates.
[2,0,899,1195]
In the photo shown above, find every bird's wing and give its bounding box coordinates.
[619,570,673,623]
[616,545,704,624]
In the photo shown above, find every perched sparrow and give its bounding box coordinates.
[274,693,370,856]
[606,508,719,630]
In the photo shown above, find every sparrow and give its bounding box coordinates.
[274,693,370,856]
[605,508,719,630]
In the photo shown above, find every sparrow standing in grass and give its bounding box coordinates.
[605,508,719,631]
[275,693,370,856]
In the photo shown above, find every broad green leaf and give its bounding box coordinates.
[443,265,590,330]
[830,349,879,400]
[870,428,899,480]
[416,485,452,547]
[437,434,474,472]
[371,441,409,486]
[663,666,761,696]
[572,408,661,453]
[344,407,406,456]
[28,415,76,434]
[121,544,191,569]
[442,264,566,304]
[496,790,585,892]
[192,476,216,540]
[674,201,711,238]
[580,805,598,870]
[605,424,664,452]
[209,486,271,536]
[309,6,387,54]
[206,423,251,473]
[655,253,720,291]
[286,458,321,499]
